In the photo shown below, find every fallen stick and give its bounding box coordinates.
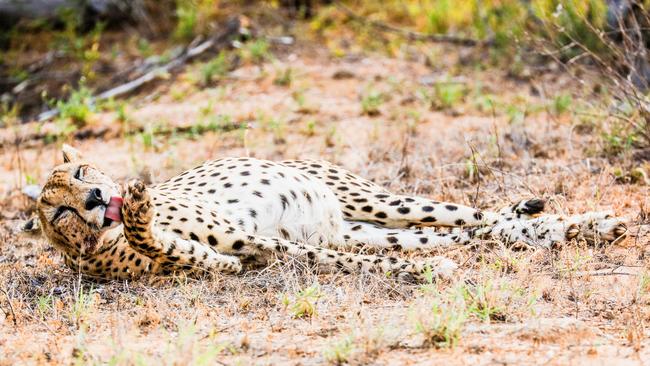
[37,17,243,122]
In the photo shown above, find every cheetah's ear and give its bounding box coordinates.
[62,144,84,163]
[18,216,42,238]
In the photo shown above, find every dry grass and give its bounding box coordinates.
[1,43,649,365]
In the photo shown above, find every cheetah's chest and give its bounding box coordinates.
[155,158,346,246]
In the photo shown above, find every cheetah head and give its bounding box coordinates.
[22,145,122,255]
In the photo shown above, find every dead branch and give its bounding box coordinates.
[36,16,243,123]
[333,1,492,47]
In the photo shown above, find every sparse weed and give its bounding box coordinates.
[36,295,54,320]
[274,67,294,87]
[323,334,354,365]
[433,82,467,110]
[602,122,636,156]
[53,9,105,79]
[104,98,131,128]
[532,0,608,58]
[0,102,20,128]
[292,90,319,114]
[115,103,130,124]
[552,93,573,115]
[412,287,468,349]
[282,284,322,319]
[173,0,219,40]
[325,125,338,147]
[174,4,197,40]
[44,119,78,144]
[556,249,593,277]
[136,38,153,58]
[199,101,214,118]
[303,119,317,136]
[140,127,156,150]
[55,84,95,128]
[463,280,507,323]
[505,103,526,125]
[241,39,272,64]
[361,90,384,116]
[196,52,229,87]
[69,285,96,329]
[170,87,187,102]
[259,113,287,144]
[416,83,465,111]
[472,93,498,114]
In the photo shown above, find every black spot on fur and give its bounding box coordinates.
[397,207,410,214]
[208,235,218,246]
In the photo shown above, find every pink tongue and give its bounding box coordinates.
[105,196,123,222]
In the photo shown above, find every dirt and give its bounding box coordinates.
[0,46,649,365]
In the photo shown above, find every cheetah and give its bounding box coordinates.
[20,145,627,283]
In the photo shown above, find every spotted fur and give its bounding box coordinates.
[24,146,627,282]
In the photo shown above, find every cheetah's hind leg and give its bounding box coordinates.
[239,234,458,281]
[339,221,472,251]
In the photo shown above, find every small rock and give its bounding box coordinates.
[332,70,355,80]
[22,185,42,200]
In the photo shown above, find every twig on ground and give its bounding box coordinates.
[0,287,17,327]
[467,142,482,207]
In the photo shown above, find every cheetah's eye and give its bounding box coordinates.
[74,167,84,181]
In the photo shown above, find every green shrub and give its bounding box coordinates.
[56,85,95,127]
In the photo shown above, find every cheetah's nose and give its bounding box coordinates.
[85,188,104,210]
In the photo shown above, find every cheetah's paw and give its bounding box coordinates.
[567,211,627,244]
[415,256,458,281]
[122,179,153,223]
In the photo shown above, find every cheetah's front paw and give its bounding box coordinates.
[122,179,153,224]
[399,256,458,282]
[218,256,244,274]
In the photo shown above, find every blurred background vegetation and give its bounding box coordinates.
[1,0,649,156]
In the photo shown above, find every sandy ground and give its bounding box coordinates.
[1,48,649,365]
